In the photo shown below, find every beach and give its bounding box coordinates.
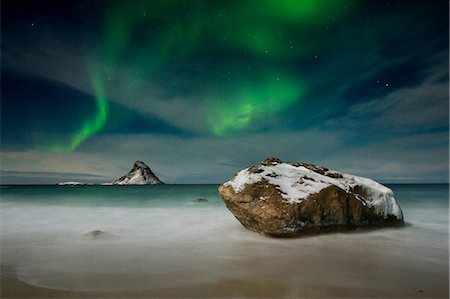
[1,184,448,298]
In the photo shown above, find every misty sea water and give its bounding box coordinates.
[0,184,448,297]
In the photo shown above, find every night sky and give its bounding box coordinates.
[1,0,448,184]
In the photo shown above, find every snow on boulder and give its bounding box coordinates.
[219,157,404,237]
[112,161,164,185]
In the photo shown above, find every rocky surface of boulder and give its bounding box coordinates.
[219,157,404,237]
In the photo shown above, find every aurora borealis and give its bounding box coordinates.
[1,0,449,184]
[93,0,347,139]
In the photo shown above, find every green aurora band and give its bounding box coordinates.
[208,73,304,136]
[48,0,354,151]
[101,0,353,135]
[46,70,109,152]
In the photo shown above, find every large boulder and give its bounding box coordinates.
[219,157,404,237]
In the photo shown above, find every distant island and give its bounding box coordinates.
[112,161,164,185]
[57,161,164,186]
[57,181,88,186]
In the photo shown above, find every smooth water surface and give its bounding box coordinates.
[1,184,448,297]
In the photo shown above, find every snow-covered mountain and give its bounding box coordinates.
[112,161,164,185]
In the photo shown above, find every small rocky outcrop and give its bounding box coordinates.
[83,230,112,240]
[192,198,208,203]
[219,157,404,237]
[112,161,164,185]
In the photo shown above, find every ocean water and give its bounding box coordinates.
[0,184,448,297]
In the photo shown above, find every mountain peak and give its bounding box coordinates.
[133,161,148,168]
[112,161,164,185]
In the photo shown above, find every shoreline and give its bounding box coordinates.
[2,263,447,299]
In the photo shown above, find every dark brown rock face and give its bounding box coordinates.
[219,158,404,237]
